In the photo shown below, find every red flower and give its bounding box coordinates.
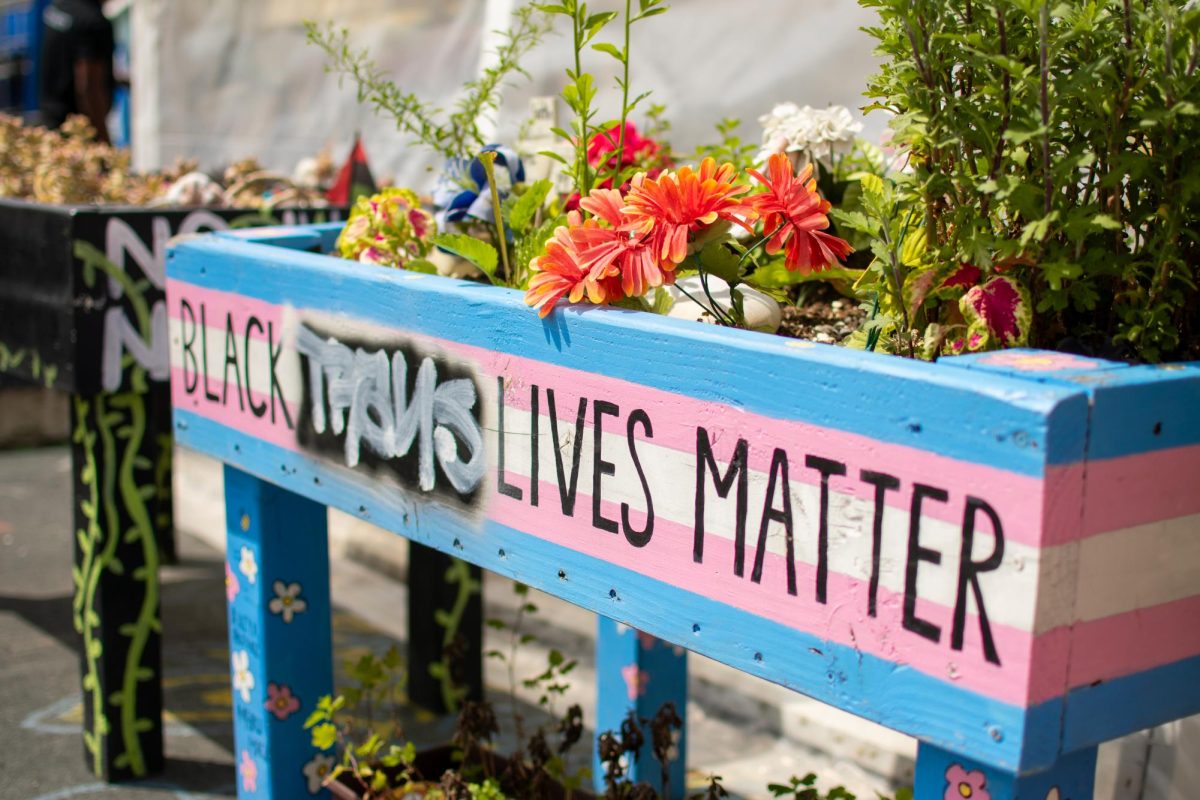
[577,188,671,297]
[525,211,623,317]
[588,121,662,173]
[622,157,757,265]
[747,152,853,273]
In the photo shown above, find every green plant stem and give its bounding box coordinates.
[573,8,592,197]
[479,151,512,282]
[611,0,633,188]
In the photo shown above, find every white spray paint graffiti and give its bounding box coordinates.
[100,211,232,391]
[295,324,485,495]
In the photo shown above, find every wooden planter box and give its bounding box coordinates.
[0,200,341,781]
[166,223,1200,800]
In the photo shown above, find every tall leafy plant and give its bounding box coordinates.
[860,0,1200,361]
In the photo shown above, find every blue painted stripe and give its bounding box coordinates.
[1059,652,1200,752]
[166,235,1088,474]
[172,408,1053,771]
[946,350,1200,459]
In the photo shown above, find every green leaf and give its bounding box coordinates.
[432,233,499,279]
[1090,213,1122,231]
[312,721,338,750]
[698,242,743,285]
[508,179,552,234]
[591,42,624,61]
[403,259,438,274]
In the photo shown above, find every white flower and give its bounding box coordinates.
[757,103,863,165]
[269,580,307,623]
[238,546,258,585]
[302,753,336,794]
[231,650,255,703]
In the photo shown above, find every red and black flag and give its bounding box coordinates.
[326,134,377,205]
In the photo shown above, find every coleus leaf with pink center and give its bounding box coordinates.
[958,275,1032,351]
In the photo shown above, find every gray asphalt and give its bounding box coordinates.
[0,445,894,800]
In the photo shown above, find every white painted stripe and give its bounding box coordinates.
[168,316,1200,637]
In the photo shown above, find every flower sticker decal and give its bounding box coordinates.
[621,664,649,700]
[303,752,336,794]
[232,650,255,703]
[239,750,258,792]
[945,764,991,800]
[269,580,307,623]
[265,682,301,721]
[977,351,1102,373]
[225,562,240,603]
[239,546,258,585]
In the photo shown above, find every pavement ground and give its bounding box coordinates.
[0,446,902,800]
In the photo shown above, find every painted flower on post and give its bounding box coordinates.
[303,752,336,794]
[264,682,301,721]
[238,545,257,585]
[747,152,853,274]
[944,764,991,800]
[225,562,240,603]
[231,650,255,703]
[269,580,308,623]
[239,750,258,793]
[622,157,756,266]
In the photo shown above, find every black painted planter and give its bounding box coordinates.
[0,199,342,781]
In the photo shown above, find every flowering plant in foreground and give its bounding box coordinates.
[525,152,853,319]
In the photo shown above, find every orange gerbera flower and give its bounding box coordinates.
[747,152,853,273]
[622,158,757,266]
[577,188,672,297]
[525,211,623,317]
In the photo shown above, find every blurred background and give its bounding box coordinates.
[1,0,886,189]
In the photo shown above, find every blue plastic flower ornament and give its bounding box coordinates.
[432,144,525,229]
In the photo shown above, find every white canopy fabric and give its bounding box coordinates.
[130,0,885,188]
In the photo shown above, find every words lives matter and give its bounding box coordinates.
[493,379,1010,667]
[175,298,1008,666]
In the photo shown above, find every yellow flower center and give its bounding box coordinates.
[282,596,293,606]
[318,765,328,776]
[276,698,288,708]
[958,783,973,798]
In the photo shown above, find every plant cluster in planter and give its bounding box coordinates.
[0,113,338,209]
[301,584,882,800]
[309,0,1198,366]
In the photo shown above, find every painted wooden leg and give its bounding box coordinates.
[70,391,164,780]
[149,385,177,565]
[594,617,688,799]
[406,541,483,713]
[224,465,333,799]
[914,742,1097,800]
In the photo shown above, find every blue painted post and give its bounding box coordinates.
[595,617,688,798]
[223,466,334,799]
[914,742,1097,800]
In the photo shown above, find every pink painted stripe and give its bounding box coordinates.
[170,367,299,452]
[1066,594,1200,689]
[168,280,1200,545]
[489,471,1035,705]
[471,354,1064,548]
[1083,445,1200,536]
[166,278,283,340]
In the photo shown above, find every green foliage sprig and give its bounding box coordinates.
[305,6,552,175]
[861,0,1200,361]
